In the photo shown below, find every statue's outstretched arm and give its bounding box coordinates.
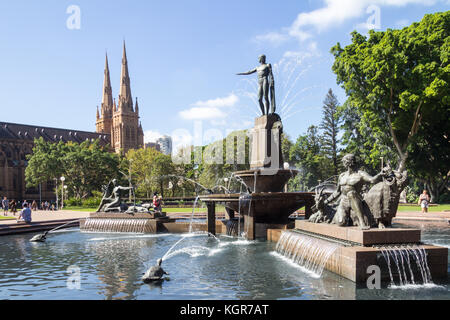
[360,171,383,184]
[236,68,257,76]
[325,182,341,205]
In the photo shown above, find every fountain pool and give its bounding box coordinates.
[0,221,448,300]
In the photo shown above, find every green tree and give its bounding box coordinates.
[288,126,332,190]
[26,138,121,199]
[331,12,449,200]
[126,148,175,198]
[281,133,293,166]
[320,89,341,177]
[25,137,65,188]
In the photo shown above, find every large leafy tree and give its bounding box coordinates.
[26,138,121,199]
[126,147,175,198]
[331,12,449,201]
[25,137,66,187]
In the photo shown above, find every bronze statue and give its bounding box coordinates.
[237,54,276,115]
[363,163,407,228]
[309,155,408,229]
[316,154,385,229]
[96,179,133,213]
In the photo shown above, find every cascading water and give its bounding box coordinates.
[81,218,149,233]
[188,196,200,233]
[378,245,434,287]
[275,230,340,277]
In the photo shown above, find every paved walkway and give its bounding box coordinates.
[393,211,450,223]
[0,208,447,236]
[0,210,90,225]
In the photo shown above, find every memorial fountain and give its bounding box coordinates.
[77,55,447,286]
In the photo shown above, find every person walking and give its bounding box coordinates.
[418,190,431,213]
[10,199,17,216]
[2,196,9,216]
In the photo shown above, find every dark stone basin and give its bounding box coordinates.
[199,192,314,224]
[234,169,298,193]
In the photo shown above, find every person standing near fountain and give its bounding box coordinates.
[418,190,431,213]
[2,196,8,216]
[237,54,276,115]
[153,192,162,213]
[323,154,385,229]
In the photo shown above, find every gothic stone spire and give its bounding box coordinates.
[101,52,113,118]
[118,41,133,112]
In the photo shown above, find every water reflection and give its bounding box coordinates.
[0,222,448,300]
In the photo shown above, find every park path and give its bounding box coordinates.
[1,209,448,225]
[0,208,447,236]
[0,209,89,225]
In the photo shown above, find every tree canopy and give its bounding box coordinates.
[25,138,121,199]
[331,11,449,171]
[331,11,449,201]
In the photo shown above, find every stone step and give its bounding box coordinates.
[295,220,421,246]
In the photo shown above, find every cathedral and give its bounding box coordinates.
[96,42,144,154]
[0,42,144,201]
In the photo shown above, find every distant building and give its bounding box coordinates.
[156,136,172,155]
[144,142,160,152]
[0,122,109,201]
[96,42,144,154]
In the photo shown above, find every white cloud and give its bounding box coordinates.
[144,130,163,143]
[253,31,291,46]
[179,93,239,120]
[256,0,440,44]
[179,107,227,120]
[193,93,239,108]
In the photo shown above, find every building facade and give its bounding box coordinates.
[144,142,160,152]
[96,42,144,154]
[156,135,172,155]
[0,122,110,202]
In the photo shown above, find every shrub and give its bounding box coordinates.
[82,197,101,208]
[438,192,450,204]
[66,197,82,207]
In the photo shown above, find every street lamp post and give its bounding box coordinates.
[60,176,65,210]
[54,178,59,211]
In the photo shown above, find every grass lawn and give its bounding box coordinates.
[63,204,450,214]
[0,215,17,220]
[397,204,450,212]
[63,206,97,212]
[63,206,226,213]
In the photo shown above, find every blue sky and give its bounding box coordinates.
[0,0,448,151]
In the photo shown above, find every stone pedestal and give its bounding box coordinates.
[267,221,448,283]
[294,220,421,246]
[250,113,283,169]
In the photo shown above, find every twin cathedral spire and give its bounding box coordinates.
[96,41,144,154]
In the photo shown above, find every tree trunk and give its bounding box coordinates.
[425,182,439,203]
